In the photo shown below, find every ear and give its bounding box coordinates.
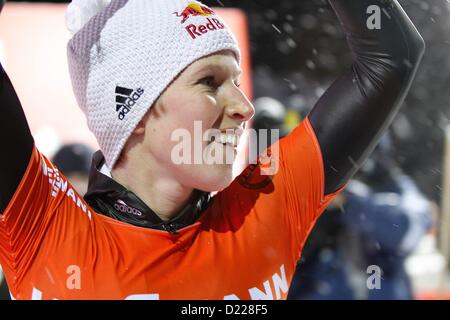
[132,119,146,136]
[132,109,152,136]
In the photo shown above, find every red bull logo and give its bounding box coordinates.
[174,2,225,40]
[185,18,225,40]
[174,2,215,24]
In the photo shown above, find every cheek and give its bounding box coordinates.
[183,95,219,124]
[142,95,219,160]
[166,95,220,133]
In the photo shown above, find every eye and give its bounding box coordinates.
[198,76,218,89]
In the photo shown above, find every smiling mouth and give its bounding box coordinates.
[209,132,240,148]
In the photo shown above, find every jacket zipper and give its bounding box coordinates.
[162,223,179,235]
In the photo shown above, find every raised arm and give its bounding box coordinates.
[0,1,34,212]
[309,0,425,194]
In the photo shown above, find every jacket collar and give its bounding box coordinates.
[84,151,212,234]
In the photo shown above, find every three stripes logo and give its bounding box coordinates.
[115,86,145,120]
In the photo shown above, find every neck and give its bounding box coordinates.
[111,150,194,222]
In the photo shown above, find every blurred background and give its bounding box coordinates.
[1,0,450,300]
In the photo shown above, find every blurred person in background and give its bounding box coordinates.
[250,96,288,159]
[288,134,433,300]
[52,143,94,196]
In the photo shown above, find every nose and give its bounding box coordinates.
[224,89,255,123]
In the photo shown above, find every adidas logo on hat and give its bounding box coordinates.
[115,86,145,120]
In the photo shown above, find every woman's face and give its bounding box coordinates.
[140,51,254,192]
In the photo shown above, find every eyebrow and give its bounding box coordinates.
[193,64,242,78]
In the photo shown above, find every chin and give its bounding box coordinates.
[191,165,234,192]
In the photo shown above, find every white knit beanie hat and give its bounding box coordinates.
[66,0,241,169]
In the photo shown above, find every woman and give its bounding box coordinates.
[0,0,424,299]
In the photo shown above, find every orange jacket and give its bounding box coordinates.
[0,118,341,300]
